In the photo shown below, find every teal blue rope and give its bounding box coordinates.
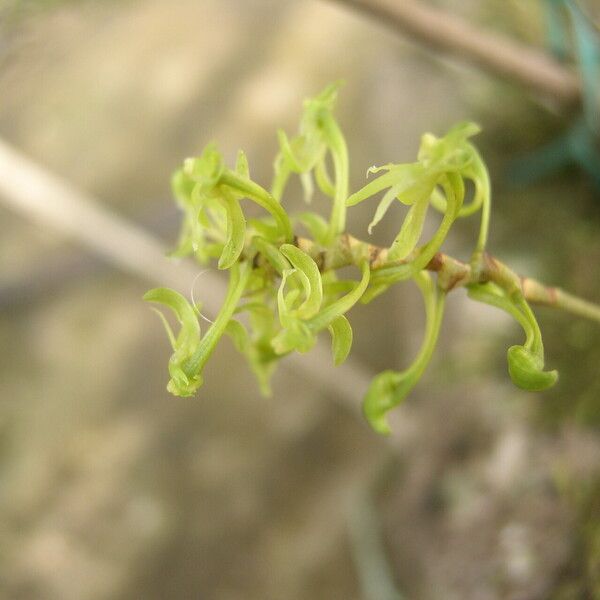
[508,1,600,191]
[568,1,600,134]
[545,0,570,59]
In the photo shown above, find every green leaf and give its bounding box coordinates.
[328,315,353,366]
[366,263,414,288]
[323,279,356,296]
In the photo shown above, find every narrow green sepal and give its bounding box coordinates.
[235,149,250,178]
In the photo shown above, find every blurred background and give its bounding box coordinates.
[1,1,599,598]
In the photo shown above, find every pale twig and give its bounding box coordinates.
[0,139,201,294]
[329,0,581,106]
[294,234,600,324]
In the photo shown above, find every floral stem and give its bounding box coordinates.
[290,234,600,324]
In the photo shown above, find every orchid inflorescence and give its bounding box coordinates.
[145,82,597,435]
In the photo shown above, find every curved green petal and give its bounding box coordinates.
[296,212,330,245]
[328,314,353,366]
[387,196,430,260]
[507,345,558,391]
[271,319,316,355]
[315,157,335,197]
[183,143,224,191]
[280,244,323,319]
[362,273,446,434]
[220,170,292,242]
[235,149,250,178]
[143,287,202,397]
[467,283,558,391]
[367,184,402,235]
[218,190,246,270]
[181,261,252,389]
[225,319,250,354]
[308,261,370,331]
[252,237,291,275]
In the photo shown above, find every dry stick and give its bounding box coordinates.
[329,0,582,106]
[0,138,373,413]
[0,140,199,293]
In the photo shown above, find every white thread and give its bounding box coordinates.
[190,270,215,324]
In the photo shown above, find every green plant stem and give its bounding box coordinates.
[220,171,293,242]
[407,280,446,384]
[183,261,252,375]
[286,234,600,324]
[471,166,491,275]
